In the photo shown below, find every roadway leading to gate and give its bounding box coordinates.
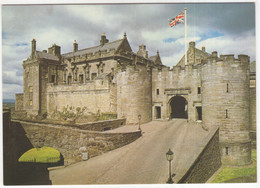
[50,119,212,184]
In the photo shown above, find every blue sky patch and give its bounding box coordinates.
[15,43,29,46]
[163,38,177,43]
[2,32,7,39]
[199,31,224,41]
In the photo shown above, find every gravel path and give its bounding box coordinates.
[50,119,212,184]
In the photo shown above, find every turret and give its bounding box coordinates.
[73,40,78,52]
[100,33,109,46]
[201,55,251,166]
[31,39,36,58]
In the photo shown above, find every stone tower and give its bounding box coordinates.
[117,65,152,124]
[23,39,62,116]
[201,53,251,165]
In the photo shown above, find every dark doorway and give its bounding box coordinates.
[196,107,202,120]
[170,96,188,119]
[155,106,161,119]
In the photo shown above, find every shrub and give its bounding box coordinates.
[18,146,60,163]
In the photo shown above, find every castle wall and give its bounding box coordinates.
[17,120,141,164]
[117,65,152,124]
[201,55,251,165]
[39,62,63,114]
[15,93,24,111]
[152,65,202,122]
[46,79,113,115]
[23,61,40,115]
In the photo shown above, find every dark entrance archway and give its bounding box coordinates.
[169,96,188,119]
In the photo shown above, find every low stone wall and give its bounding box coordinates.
[76,119,126,131]
[178,127,221,183]
[14,120,141,164]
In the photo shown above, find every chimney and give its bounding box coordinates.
[31,38,36,55]
[202,46,205,52]
[137,44,148,58]
[189,41,195,49]
[73,40,78,52]
[100,33,109,46]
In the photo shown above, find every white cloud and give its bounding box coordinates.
[1,4,256,99]
[197,31,256,61]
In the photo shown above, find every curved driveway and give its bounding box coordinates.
[50,119,210,184]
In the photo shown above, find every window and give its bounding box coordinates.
[198,87,201,94]
[91,73,97,80]
[226,109,228,118]
[226,83,229,93]
[51,75,56,83]
[79,74,84,84]
[157,89,159,95]
[225,147,229,155]
[29,86,33,106]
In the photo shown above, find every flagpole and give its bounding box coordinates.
[184,8,187,66]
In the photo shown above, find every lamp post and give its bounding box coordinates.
[166,148,174,184]
[138,114,141,131]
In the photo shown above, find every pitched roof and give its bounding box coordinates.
[36,51,59,61]
[62,39,124,58]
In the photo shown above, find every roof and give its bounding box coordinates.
[62,39,124,58]
[36,51,59,61]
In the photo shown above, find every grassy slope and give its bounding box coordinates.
[211,149,257,183]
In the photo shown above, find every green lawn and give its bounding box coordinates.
[211,149,257,183]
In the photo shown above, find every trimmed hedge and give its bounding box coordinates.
[18,146,60,163]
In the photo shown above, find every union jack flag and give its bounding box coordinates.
[169,10,184,27]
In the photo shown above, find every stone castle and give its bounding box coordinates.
[15,32,256,166]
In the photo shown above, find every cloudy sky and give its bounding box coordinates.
[2,2,256,100]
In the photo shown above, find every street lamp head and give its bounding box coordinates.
[166,148,174,161]
[138,114,141,120]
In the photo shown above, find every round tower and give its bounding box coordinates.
[116,65,152,124]
[201,53,251,166]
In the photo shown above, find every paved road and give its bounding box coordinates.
[50,119,211,184]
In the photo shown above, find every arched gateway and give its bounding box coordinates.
[169,96,188,119]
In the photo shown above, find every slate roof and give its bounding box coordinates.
[62,39,124,58]
[36,51,59,61]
